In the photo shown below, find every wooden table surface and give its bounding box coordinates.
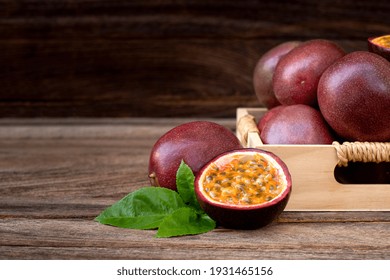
[0,118,389,260]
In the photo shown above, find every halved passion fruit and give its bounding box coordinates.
[195,148,292,229]
[368,35,390,61]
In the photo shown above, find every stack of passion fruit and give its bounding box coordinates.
[253,36,390,144]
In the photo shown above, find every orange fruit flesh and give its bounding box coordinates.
[201,154,284,206]
[371,35,390,48]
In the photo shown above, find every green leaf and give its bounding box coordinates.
[156,207,216,238]
[176,160,201,210]
[95,187,186,229]
[95,162,217,238]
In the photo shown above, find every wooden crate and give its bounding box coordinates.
[236,107,390,211]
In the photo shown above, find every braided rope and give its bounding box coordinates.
[332,141,390,167]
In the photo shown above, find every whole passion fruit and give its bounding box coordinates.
[149,121,242,190]
[195,148,292,229]
[273,39,345,107]
[260,104,335,144]
[253,41,301,109]
[318,51,390,142]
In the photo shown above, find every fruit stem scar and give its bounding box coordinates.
[148,172,159,186]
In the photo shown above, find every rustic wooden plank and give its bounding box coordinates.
[2,197,390,222]
[0,117,236,138]
[0,138,150,205]
[0,39,260,118]
[0,219,389,259]
[0,38,367,118]
[1,0,389,39]
[1,0,388,117]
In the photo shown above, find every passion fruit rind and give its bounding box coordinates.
[194,148,292,229]
[368,35,390,61]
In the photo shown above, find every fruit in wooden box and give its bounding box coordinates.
[318,51,390,142]
[194,148,292,229]
[257,105,286,132]
[253,41,301,109]
[273,39,345,107]
[259,104,335,144]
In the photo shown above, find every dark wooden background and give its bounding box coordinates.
[1,0,389,118]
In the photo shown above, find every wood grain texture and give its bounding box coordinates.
[1,0,389,40]
[0,118,389,259]
[1,0,389,117]
[1,218,389,260]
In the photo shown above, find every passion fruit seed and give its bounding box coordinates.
[201,154,283,206]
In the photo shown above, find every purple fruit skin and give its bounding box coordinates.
[195,148,292,229]
[253,41,301,109]
[273,39,346,107]
[148,121,242,190]
[368,37,390,62]
[318,51,390,142]
[260,104,335,144]
[257,105,286,132]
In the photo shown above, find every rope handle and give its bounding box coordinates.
[333,141,390,167]
[237,114,390,167]
[237,114,260,146]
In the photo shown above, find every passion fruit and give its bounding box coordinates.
[148,121,242,190]
[273,39,345,107]
[257,105,286,132]
[195,148,292,229]
[260,104,335,144]
[368,35,390,61]
[253,41,301,109]
[318,51,390,142]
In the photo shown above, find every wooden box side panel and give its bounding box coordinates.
[237,108,390,211]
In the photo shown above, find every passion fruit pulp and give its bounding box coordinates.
[368,35,390,61]
[195,148,292,229]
